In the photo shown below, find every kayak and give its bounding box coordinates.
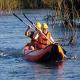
[24,43,66,62]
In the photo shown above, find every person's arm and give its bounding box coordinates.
[50,36,54,43]
[25,26,34,37]
[33,32,39,40]
[50,34,59,44]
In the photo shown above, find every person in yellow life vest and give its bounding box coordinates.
[24,21,42,50]
[33,21,42,49]
[37,23,54,49]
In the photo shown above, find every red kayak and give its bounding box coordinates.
[24,43,66,62]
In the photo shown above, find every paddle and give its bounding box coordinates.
[13,13,27,25]
[23,13,33,25]
[13,13,34,30]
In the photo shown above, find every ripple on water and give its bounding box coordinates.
[0,10,80,80]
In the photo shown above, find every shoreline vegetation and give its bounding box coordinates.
[0,0,79,13]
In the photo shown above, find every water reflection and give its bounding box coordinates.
[56,62,64,80]
[31,62,64,80]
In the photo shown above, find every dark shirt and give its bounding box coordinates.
[25,31,34,38]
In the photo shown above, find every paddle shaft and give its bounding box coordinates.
[13,13,35,30]
[23,13,33,25]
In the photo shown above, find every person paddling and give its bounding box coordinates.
[41,23,68,59]
[33,23,54,49]
[24,21,42,50]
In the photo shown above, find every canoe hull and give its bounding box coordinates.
[24,44,65,62]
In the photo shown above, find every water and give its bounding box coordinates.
[0,10,80,80]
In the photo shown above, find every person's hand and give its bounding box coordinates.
[26,25,31,32]
[27,25,31,29]
[53,41,58,44]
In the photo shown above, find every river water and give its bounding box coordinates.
[0,10,80,80]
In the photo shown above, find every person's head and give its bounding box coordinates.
[42,23,48,34]
[36,21,42,32]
